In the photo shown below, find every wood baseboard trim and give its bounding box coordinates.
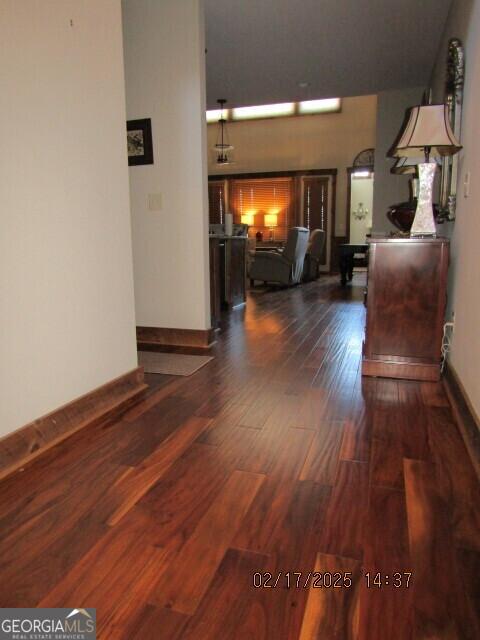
[137,343,215,356]
[0,366,147,482]
[136,326,216,350]
[362,358,440,381]
[443,361,480,481]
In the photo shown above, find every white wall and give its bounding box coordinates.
[123,0,210,331]
[372,86,425,233]
[0,1,138,437]
[430,0,480,419]
[350,177,374,244]
[207,96,377,236]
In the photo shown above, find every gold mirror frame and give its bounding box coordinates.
[439,38,464,221]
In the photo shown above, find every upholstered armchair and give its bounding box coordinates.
[250,227,309,286]
[303,229,326,281]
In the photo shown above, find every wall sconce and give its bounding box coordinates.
[352,202,368,221]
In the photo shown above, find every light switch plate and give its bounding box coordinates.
[148,193,162,211]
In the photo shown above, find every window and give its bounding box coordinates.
[298,98,341,114]
[208,180,226,224]
[230,177,294,242]
[206,109,224,123]
[231,102,295,121]
[207,98,341,123]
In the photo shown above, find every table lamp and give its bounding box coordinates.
[264,213,278,241]
[387,156,440,233]
[387,104,461,237]
[241,213,254,229]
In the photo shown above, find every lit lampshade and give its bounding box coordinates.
[264,213,278,227]
[387,104,461,159]
[241,213,254,226]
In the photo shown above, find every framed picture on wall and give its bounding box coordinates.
[126,118,154,166]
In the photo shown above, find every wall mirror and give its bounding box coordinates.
[439,38,464,221]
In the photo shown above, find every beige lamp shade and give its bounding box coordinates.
[264,213,278,227]
[241,213,254,226]
[388,104,462,158]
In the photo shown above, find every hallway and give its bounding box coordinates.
[0,275,478,638]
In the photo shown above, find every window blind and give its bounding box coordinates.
[230,177,293,242]
[303,176,329,264]
[208,180,226,224]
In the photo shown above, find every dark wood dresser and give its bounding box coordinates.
[362,237,449,381]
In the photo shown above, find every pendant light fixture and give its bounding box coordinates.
[214,99,233,165]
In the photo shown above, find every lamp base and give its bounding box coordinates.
[410,162,437,237]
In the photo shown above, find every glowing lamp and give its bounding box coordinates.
[264,213,278,241]
[264,213,278,228]
[241,213,254,226]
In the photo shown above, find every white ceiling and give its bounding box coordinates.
[204,0,452,109]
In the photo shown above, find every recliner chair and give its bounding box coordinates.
[302,228,326,281]
[249,227,309,286]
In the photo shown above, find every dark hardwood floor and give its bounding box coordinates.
[0,275,478,639]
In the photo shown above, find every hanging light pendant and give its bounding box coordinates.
[214,98,233,165]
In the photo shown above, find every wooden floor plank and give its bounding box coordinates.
[39,510,173,637]
[404,458,465,639]
[121,377,184,422]
[320,460,369,560]
[235,420,293,475]
[135,442,231,552]
[149,469,265,614]
[397,381,431,462]
[0,514,108,607]
[195,401,250,445]
[298,553,361,640]
[111,395,203,467]
[180,548,269,640]
[0,461,125,606]
[299,420,344,485]
[455,547,480,639]
[120,605,188,640]
[105,415,211,526]
[370,409,405,490]
[340,373,375,463]
[427,405,480,552]
[359,486,413,639]
[261,481,332,640]
[238,390,284,429]
[232,427,314,554]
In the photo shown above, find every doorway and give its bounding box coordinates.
[300,174,335,272]
[346,167,374,244]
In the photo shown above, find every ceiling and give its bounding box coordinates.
[204,0,452,109]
